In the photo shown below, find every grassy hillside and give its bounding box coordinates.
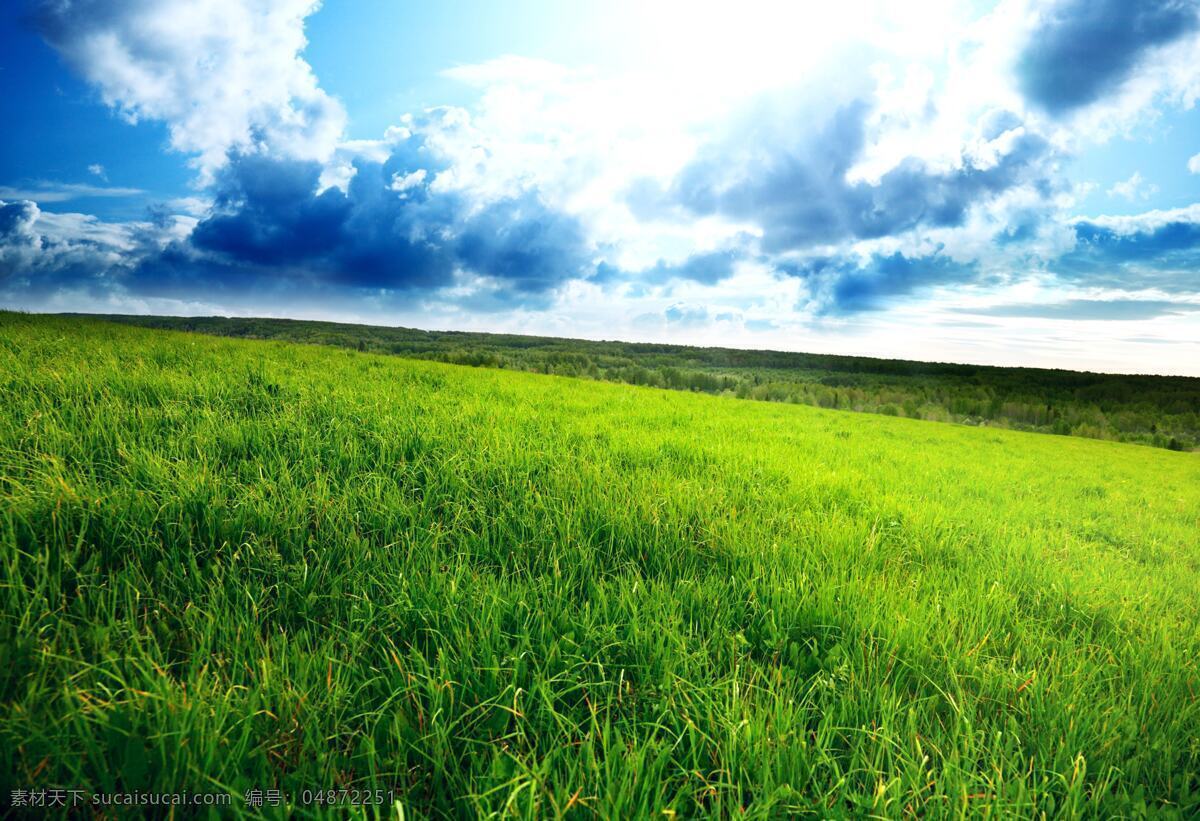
[2,312,1198,817]
[89,313,1200,451]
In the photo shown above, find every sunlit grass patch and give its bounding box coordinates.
[1,313,1198,817]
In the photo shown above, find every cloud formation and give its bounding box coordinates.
[1052,206,1200,292]
[639,249,744,286]
[0,182,145,203]
[188,134,600,296]
[1017,0,1200,114]
[3,118,604,309]
[663,302,710,326]
[1107,172,1158,202]
[0,201,43,279]
[782,251,979,314]
[34,0,346,176]
[635,100,1056,257]
[964,298,1200,321]
[0,198,156,299]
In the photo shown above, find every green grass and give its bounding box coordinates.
[1,312,1198,818]
[92,312,1200,452]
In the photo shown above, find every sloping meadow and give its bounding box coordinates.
[1,313,1198,817]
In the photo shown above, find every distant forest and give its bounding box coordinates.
[85,314,1199,451]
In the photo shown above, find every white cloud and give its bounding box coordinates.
[1189,152,1200,173]
[37,0,345,178]
[390,169,427,193]
[87,163,107,180]
[166,196,213,217]
[0,182,144,202]
[1071,201,1200,234]
[0,200,140,289]
[32,209,145,250]
[1107,171,1159,202]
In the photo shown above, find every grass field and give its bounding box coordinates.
[2,312,1199,817]
[92,313,1200,452]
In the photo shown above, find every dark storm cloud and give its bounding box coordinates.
[2,134,603,304]
[204,153,448,290]
[191,155,354,268]
[123,239,282,300]
[190,148,597,294]
[1052,217,1200,292]
[456,193,596,293]
[634,101,1056,256]
[1017,0,1200,114]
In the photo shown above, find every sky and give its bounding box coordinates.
[2,1,1200,375]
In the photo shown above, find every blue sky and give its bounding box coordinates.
[2,0,1199,374]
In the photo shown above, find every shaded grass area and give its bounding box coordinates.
[1,312,1199,817]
